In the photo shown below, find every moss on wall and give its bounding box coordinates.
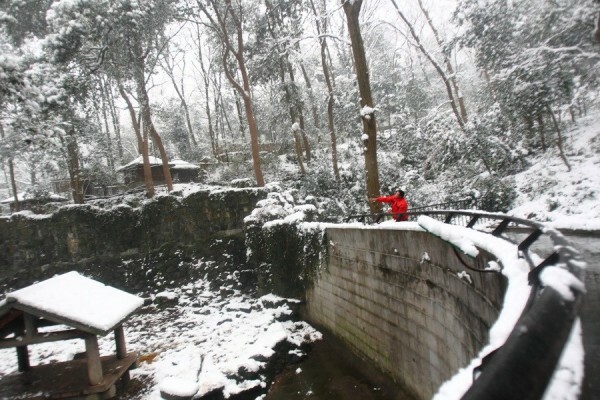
[0,188,267,293]
[245,220,327,299]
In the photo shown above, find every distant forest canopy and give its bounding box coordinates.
[0,0,598,213]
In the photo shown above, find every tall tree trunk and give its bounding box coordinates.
[279,63,306,174]
[135,72,174,192]
[416,0,468,123]
[293,125,306,174]
[287,63,311,161]
[299,61,320,130]
[118,80,154,197]
[117,81,143,154]
[106,78,124,165]
[7,159,19,211]
[163,52,197,148]
[536,112,547,152]
[0,122,20,211]
[310,0,339,181]
[595,11,600,44]
[546,104,571,172]
[99,78,115,171]
[342,0,381,212]
[233,90,246,140]
[201,0,265,186]
[237,72,265,187]
[389,0,465,129]
[67,130,84,204]
[195,27,218,158]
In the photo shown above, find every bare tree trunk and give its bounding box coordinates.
[0,121,20,211]
[287,63,311,161]
[389,0,465,129]
[135,75,173,192]
[595,11,600,44]
[106,78,124,165]
[67,131,84,204]
[536,112,547,152]
[99,77,115,171]
[546,104,571,172]
[130,35,173,194]
[162,49,197,147]
[200,0,265,186]
[293,125,306,174]
[212,78,223,154]
[7,159,19,210]
[237,74,265,186]
[342,0,381,212]
[310,0,339,181]
[233,90,246,140]
[279,63,306,174]
[117,82,143,154]
[118,80,154,197]
[195,27,218,158]
[416,0,468,122]
[299,61,320,130]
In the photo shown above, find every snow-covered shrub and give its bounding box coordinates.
[469,175,517,212]
[462,106,529,176]
[244,186,326,298]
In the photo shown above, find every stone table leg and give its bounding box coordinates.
[85,334,103,386]
[114,325,130,385]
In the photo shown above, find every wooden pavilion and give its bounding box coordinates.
[117,156,202,188]
[0,272,144,399]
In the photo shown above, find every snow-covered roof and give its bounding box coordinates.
[116,155,162,172]
[170,159,201,170]
[1,192,68,204]
[116,156,200,171]
[0,271,144,336]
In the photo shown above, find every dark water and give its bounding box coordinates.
[266,334,414,400]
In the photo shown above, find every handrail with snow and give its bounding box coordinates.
[345,209,586,400]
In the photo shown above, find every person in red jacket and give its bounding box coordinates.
[370,189,409,221]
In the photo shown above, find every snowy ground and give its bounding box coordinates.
[509,111,600,230]
[0,270,322,399]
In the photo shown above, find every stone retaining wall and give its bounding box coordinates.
[0,188,266,292]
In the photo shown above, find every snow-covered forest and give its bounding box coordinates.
[0,0,599,220]
[1,2,599,399]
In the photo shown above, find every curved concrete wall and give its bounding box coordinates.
[305,227,506,399]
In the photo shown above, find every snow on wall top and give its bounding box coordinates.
[4,271,144,336]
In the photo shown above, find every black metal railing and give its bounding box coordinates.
[347,198,480,225]
[409,198,479,212]
[344,207,586,400]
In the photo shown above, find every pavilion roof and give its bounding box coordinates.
[0,272,144,336]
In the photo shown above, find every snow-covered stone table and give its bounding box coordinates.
[0,271,144,399]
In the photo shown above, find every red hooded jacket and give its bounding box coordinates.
[375,195,408,221]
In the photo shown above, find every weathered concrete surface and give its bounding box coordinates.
[304,227,506,400]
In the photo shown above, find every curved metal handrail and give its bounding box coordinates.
[346,209,586,400]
